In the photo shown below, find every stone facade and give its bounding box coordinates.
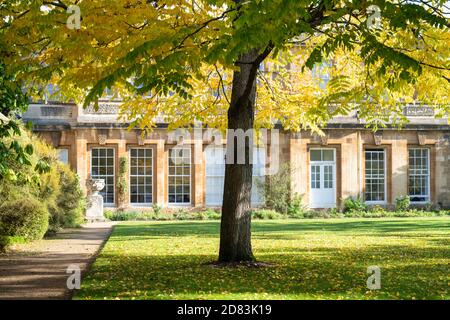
[23,102,450,210]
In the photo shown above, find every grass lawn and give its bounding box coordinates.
[75,217,449,300]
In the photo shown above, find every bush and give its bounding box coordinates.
[395,196,410,212]
[0,199,49,241]
[251,209,284,220]
[343,196,367,213]
[49,164,85,231]
[1,131,86,240]
[256,164,291,214]
[287,193,305,218]
[0,235,26,252]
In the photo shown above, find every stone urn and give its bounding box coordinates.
[86,178,106,222]
[88,178,105,196]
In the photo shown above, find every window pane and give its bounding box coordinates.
[323,150,334,161]
[91,148,115,204]
[168,147,191,204]
[129,148,153,204]
[310,150,321,161]
[408,148,429,202]
[365,150,385,202]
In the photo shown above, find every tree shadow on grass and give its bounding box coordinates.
[76,243,449,300]
[112,218,450,240]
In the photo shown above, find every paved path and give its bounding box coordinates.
[0,222,115,300]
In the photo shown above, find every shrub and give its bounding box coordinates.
[256,164,292,214]
[50,164,85,230]
[395,196,410,212]
[287,193,305,218]
[204,208,221,220]
[117,157,128,209]
[251,209,284,220]
[152,203,163,215]
[343,196,367,213]
[0,199,49,241]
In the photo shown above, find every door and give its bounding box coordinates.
[309,148,336,208]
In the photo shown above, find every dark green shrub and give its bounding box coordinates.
[395,196,410,212]
[343,196,367,213]
[0,199,49,241]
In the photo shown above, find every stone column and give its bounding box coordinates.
[289,133,306,199]
[193,140,204,207]
[391,136,408,202]
[117,139,128,209]
[75,131,88,194]
[155,140,166,206]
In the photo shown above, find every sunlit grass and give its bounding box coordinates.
[75,217,450,300]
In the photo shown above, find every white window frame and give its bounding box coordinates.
[364,149,387,205]
[168,147,192,206]
[91,147,115,206]
[408,148,430,203]
[205,145,226,206]
[129,147,154,207]
[251,147,266,206]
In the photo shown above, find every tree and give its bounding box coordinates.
[2,0,449,262]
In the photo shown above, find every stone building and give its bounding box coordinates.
[22,101,450,210]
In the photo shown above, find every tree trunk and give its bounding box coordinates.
[218,50,260,262]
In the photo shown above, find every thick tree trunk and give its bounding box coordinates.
[218,50,260,262]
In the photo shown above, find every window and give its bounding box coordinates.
[168,147,191,204]
[312,61,332,89]
[251,147,266,205]
[130,148,153,205]
[365,149,386,203]
[205,146,225,206]
[310,149,334,162]
[408,148,430,202]
[91,148,115,204]
[57,148,68,164]
[311,165,320,189]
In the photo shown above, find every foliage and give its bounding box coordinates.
[51,164,85,230]
[287,194,305,218]
[395,195,411,212]
[251,209,284,220]
[257,165,305,216]
[0,60,39,180]
[0,198,49,241]
[343,196,368,213]
[117,156,128,208]
[0,131,85,246]
[75,218,450,300]
[152,203,163,216]
[103,206,448,221]
[0,235,26,253]
[1,1,448,132]
[104,208,222,221]
[257,164,291,214]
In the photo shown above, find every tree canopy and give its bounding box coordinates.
[1,0,449,131]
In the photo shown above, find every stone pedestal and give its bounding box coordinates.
[86,179,106,222]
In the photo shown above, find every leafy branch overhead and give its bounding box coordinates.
[1,0,449,131]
